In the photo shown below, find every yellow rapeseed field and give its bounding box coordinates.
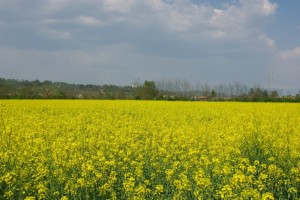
[0,100,300,199]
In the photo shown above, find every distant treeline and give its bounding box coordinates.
[0,78,299,102]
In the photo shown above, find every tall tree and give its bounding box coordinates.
[139,80,158,100]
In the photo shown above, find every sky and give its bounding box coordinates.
[0,0,299,90]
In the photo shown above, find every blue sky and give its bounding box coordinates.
[0,0,299,90]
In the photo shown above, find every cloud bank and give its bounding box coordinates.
[0,0,299,88]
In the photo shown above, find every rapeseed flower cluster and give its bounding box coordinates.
[0,100,300,199]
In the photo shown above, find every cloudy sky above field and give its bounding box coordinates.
[0,0,299,89]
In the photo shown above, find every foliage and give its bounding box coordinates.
[0,78,133,99]
[138,81,159,100]
[0,77,299,102]
[1,100,300,199]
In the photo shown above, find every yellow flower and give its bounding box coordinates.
[1,100,300,199]
[219,185,233,199]
[76,178,85,187]
[247,165,256,174]
[24,196,36,200]
[262,192,275,200]
[288,187,297,195]
[194,169,211,187]
[61,196,69,200]
[254,160,260,166]
[155,185,164,193]
[222,165,232,175]
[268,157,275,163]
[123,177,135,193]
[241,188,260,199]
[231,172,246,188]
[4,191,14,198]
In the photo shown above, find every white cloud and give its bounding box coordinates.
[146,0,165,11]
[140,0,278,42]
[38,18,65,25]
[24,0,278,43]
[240,0,277,16]
[280,47,300,60]
[0,45,142,84]
[259,34,276,49]
[102,0,136,13]
[260,0,277,15]
[0,45,266,85]
[200,30,227,40]
[40,0,71,14]
[0,0,280,52]
[38,16,103,27]
[76,16,103,26]
[41,29,72,39]
[2,0,293,87]
[270,47,300,88]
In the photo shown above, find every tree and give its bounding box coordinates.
[269,90,279,100]
[139,80,159,100]
[249,87,269,101]
[182,79,192,96]
[201,84,210,97]
[210,89,216,98]
[296,91,300,101]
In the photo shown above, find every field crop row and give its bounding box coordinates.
[0,100,300,199]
